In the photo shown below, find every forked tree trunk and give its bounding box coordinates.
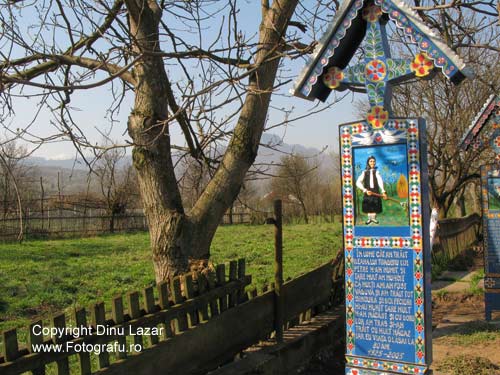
[125,0,299,282]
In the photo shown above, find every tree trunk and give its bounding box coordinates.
[300,200,309,224]
[125,0,299,282]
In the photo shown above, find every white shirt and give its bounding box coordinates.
[429,208,439,246]
[356,169,385,194]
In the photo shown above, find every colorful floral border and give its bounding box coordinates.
[480,164,500,276]
[341,119,429,375]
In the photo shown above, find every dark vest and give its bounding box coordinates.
[363,169,380,193]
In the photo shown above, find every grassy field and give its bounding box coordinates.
[0,222,342,335]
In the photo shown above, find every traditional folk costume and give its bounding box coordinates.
[356,167,386,224]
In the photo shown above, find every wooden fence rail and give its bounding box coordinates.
[0,212,251,241]
[0,255,344,375]
[436,213,481,260]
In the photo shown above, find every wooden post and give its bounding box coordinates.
[274,199,284,343]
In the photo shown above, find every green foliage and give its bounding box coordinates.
[469,269,485,295]
[437,355,499,375]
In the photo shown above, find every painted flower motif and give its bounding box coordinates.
[367,105,389,129]
[365,59,387,82]
[362,4,382,22]
[323,66,344,89]
[495,135,500,148]
[411,53,434,77]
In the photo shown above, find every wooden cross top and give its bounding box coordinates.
[292,0,473,130]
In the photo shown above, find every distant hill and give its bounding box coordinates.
[27,134,335,195]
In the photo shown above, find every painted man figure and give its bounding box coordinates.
[356,156,387,224]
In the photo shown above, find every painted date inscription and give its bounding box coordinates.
[353,247,415,363]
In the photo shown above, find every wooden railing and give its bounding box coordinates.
[0,256,344,375]
[0,259,250,375]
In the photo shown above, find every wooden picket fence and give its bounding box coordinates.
[0,255,344,375]
[436,213,481,259]
[0,259,250,375]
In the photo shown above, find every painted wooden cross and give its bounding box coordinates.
[292,0,472,131]
[460,93,500,160]
[323,3,435,128]
[292,1,473,374]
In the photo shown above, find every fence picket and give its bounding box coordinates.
[157,282,174,339]
[73,309,92,373]
[111,297,127,360]
[207,272,220,317]
[195,272,210,322]
[2,328,19,362]
[91,303,110,369]
[51,313,70,375]
[237,258,247,303]
[143,287,159,346]
[170,277,188,332]
[216,264,228,313]
[28,321,46,375]
[182,274,199,327]
[127,292,143,350]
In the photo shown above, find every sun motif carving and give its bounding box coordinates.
[362,4,383,23]
[367,105,389,129]
[323,66,344,89]
[365,59,387,82]
[411,53,434,77]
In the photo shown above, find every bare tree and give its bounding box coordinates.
[393,59,499,217]
[0,0,311,281]
[0,139,35,218]
[95,146,139,232]
[0,138,39,240]
[270,153,318,223]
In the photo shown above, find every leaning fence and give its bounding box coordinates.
[436,213,482,260]
[0,255,344,375]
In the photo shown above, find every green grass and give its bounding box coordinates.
[0,223,342,337]
[354,190,409,226]
[469,269,485,295]
[437,355,499,375]
[443,321,500,346]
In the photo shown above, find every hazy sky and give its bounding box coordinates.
[3,1,362,160]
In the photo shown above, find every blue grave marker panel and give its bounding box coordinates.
[480,165,500,320]
[352,246,416,363]
[341,119,432,375]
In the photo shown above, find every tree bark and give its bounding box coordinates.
[125,0,298,282]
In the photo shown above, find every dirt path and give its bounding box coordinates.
[431,291,500,375]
